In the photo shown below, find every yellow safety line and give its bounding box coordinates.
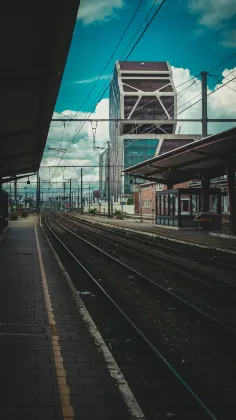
[35,223,74,419]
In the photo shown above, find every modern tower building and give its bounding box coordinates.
[104,61,201,199]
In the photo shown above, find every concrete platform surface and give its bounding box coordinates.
[73,214,236,252]
[0,216,134,420]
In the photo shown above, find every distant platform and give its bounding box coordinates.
[71,213,236,253]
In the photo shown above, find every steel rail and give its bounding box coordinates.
[58,212,236,292]
[43,211,219,420]
[51,211,236,335]
[72,214,236,270]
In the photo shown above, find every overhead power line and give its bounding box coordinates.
[50,0,167,179]
[208,73,236,93]
[62,0,145,129]
[50,0,147,179]
[209,52,236,73]
[124,71,236,148]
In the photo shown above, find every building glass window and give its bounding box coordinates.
[161,195,165,215]
[169,194,174,216]
[156,196,160,215]
[123,138,159,194]
[143,199,151,208]
[165,195,169,216]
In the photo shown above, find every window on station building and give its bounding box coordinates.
[143,199,151,208]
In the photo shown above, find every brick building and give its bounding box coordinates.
[134,181,189,215]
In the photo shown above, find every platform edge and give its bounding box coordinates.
[76,216,236,255]
[39,216,146,420]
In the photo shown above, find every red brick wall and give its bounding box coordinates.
[173,181,189,189]
[140,185,156,215]
[135,181,190,215]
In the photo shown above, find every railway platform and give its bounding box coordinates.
[72,214,236,252]
[0,215,139,420]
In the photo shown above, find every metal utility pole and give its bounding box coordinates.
[201,71,208,138]
[14,179,17,211]
[37,176,41,214]
[81,169,83,215]
[77,188,80,209]
[69,178,72,210]
[36,172,39,214]
[107,141,111,218]
[88,184,91,212]
[63,182,66,212]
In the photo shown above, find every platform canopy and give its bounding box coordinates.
[123,127,236,185]
[0,0,80,179]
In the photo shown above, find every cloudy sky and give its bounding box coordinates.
[16,0,236,199]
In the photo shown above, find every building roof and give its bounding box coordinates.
[0,1,80,179]
[119,61,169,71]
[123,127,236,185]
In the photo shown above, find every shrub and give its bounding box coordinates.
[113,209,122,217]
[127,198,134,205]
[10,212,18,221]
[89,208,98,215]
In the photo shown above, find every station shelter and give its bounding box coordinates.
[156,187,221,228]
[123,127,236,236]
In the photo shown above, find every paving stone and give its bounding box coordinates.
[0,218,130,419]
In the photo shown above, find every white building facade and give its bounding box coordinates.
[106,61,201,199]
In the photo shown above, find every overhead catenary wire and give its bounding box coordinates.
[50,0,151,178]
[209,73,236,93]
[123,78,199,149]
[123,71,236,146]
[50,0,167,179]
[122,55,236,146]
[143,73,236,136]
[209,52,236,73]
[61,0,145,129]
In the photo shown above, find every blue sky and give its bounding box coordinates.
[23,0,235,197]
[4,0,236,198]
[56,0,236,113]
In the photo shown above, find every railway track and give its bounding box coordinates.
[69,213,236,270]
[53,211,236,330]
[57,212,236,294]
[42,211,223,420]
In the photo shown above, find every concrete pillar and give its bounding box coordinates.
[201,177,210,212]
[226,161,236,235]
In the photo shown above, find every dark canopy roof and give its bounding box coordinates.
[0,0,80,178]
[123,127,236,184]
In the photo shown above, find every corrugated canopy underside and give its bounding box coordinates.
[0,0,80,178]
[123,127,236,184]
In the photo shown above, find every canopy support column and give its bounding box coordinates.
[201,177,210,212]
[226,161,236,235]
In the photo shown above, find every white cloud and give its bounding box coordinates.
[219,30,236,48]
[41,98,110,191]
[73,75,111,84]
[171,66,236,135]
[189,0,236,27]
[77,0,124,25]
[40,66,236,190]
